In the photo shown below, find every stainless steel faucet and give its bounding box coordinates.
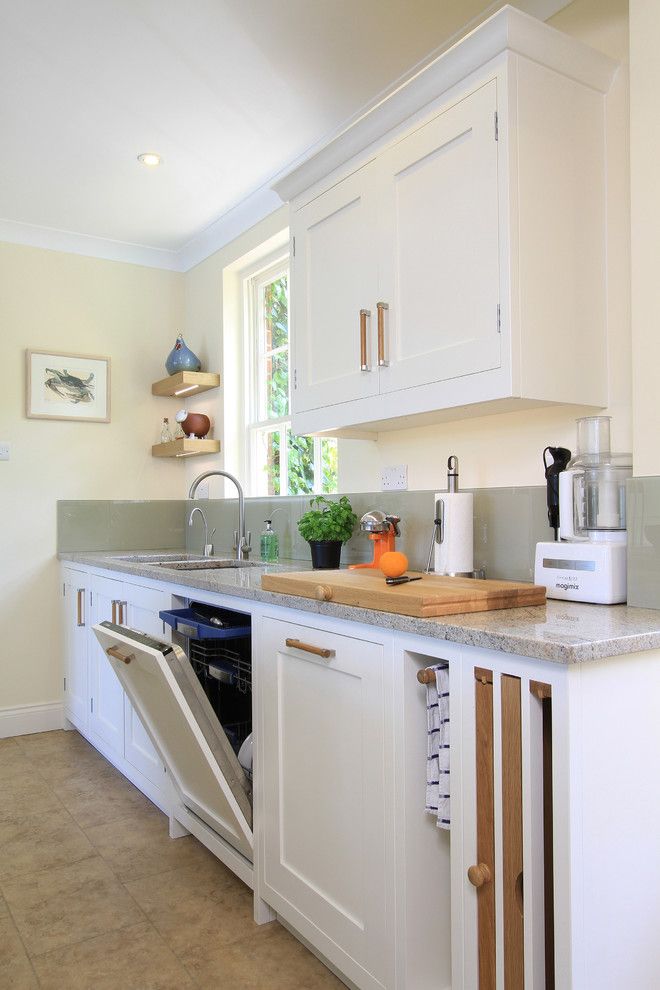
[188,470,252,560]
[188,507,216,558]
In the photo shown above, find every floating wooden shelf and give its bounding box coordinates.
[152,438,221,458]
[152,371,221,398]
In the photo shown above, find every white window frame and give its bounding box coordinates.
[243,257,336,497]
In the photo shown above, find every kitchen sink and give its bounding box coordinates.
[156,558,264,570]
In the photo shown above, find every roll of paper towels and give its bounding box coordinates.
[434,492,474,575]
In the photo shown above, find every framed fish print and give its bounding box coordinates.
[26,350,111,422]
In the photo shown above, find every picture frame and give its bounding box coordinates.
[26,349,111,423]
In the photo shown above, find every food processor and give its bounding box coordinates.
[534,417,632,603]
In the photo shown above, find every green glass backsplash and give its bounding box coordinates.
[627,478,660,609]
[57,488,549,580]
[57,500,187,552]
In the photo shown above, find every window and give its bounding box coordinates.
[246,259,337,496]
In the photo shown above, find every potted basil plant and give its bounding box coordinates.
[298,495,358,569]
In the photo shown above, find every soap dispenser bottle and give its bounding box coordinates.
[260,519,279,563]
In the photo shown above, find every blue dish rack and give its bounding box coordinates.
[159,606,251,641]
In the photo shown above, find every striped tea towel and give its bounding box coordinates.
[425,663,450,829]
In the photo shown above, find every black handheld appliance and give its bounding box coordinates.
[543,446,572,541]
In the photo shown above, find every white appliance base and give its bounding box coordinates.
[534,540,627,604]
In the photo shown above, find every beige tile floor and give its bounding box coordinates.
[0,731,346,989]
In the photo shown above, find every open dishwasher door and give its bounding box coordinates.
[93,621,253,862]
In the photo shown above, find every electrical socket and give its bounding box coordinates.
[195,481,210,499]
[0,442,9,461]
[381,464,408,491]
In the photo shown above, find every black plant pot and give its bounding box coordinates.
[308,540,342,570]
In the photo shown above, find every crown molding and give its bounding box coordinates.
[177,185,283,272]
[0,217,181,271]
[0,185,284,274]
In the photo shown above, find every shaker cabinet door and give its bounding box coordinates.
[88,575,125,756]
[62,568,89,728]
[258,616,391,990]
[292,162,380,412]
[376,79,501,394]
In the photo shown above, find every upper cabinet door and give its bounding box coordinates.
[377,80,501,394]
[292,162,379,412]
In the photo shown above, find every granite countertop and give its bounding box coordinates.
[58,550,660,665]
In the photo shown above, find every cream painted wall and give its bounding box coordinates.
[0,242,184,711]
[338,0,631,492]
[629,0,660,476]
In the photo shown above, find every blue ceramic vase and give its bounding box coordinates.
[165,333,202,375]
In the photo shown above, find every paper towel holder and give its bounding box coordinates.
[425,455,484,577]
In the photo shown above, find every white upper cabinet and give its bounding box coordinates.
[293,162,379,411]
[277,7,618,435]
[378,79,500,394]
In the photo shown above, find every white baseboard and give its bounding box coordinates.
[0,702,65,739]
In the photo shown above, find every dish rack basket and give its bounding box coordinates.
[159,604,252,695]
[188,639,251,694]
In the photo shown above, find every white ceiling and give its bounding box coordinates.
[0,0,571,269]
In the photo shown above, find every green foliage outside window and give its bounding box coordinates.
[262,275,337,496]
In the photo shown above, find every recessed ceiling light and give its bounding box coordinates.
[137,152,162,167]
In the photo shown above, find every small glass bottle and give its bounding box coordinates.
[160,417,172,444]
[260,519,279,563]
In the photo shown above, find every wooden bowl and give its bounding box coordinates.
[180,413,211,439]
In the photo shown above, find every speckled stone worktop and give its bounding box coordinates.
[59,550,660,665]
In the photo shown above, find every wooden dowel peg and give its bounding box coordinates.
[417,667,437,684]
[468,863,492,888]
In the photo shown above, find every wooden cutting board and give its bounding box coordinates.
[261,569,546,618]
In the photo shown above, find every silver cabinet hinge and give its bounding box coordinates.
[63,676,66,692]
[63,583,66,598]
[294,368,298,390]
[90,697,94,714]
[292,236,296,258]
[497,303,501,333]
[89,590,93,607]
[494,111,499,141]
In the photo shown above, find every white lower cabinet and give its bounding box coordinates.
[61,565,576,989]
[61,566,89,728]
[61,565,169,809]
[88,574,125,756]
[256,614,394,990]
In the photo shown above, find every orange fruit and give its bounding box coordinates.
[379,551,409,579]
